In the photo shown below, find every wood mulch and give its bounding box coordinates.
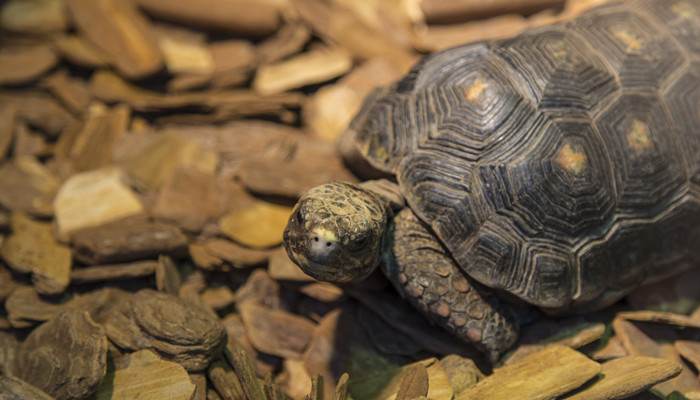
[0,0,699,399]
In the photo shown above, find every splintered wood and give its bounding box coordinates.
[0,0,698,399]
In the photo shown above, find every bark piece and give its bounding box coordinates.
[0,376,55,400]
[71,220,188,265]
[0,157,59,217]
[53,166,146,240]
[0,91,75,137]
[14,310,108,400]
[238,134,357,199]
[440,354,484,395]
[200,286,236,311]
[1,212,71,295]
[53,35,110,68]
[505,323,606,365]
[156,27,214,75]
[41,70,92,114]
[253,47,353,95]
[0,104,14,161]
[292,0,416,69]
[207,357,245,400]
[0,331,19,377]
[63,287,132,325]
[55,103,129,173]
[70,261,157,283]
[617,310,700,329]
[66,0,163,79]
[395,364,429,400]
[189,239,272,271]
[592,335,628,361]
[95,350,195,400]
[219,201,293,249]
[420,0,564,23]
[277,359,313,399]
[0,44,59,86]
[0,265,19,302]
[348,357,452,400]
[257,22,312,64]
[152,168,255,233]
[91,70,304,120]
[0,0,67,34]
[156,254,182,296]
[239,301,316,360]
[13,122,51,158]
[208,39,257,89]
[5,285,62,328]
[104,289,227,372]
[563,356,682,400]
[235,268,290,310]
[121,132,219,190]
[457,346,600,400]
[134,0,280,37]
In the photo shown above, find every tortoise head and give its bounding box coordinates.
[283,181,389,283]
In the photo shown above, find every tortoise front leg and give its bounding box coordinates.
[383,208,518,362]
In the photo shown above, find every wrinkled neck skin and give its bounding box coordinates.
[283,181,393,283]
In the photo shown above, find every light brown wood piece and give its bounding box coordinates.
[0,0,67,34]
[1,213,71,295]
[254,48,352,95]
[70,261,157,283]
[67,0,163,79]
[94,350,195,400]
[563,356,681,400]
[420,0,565,23]
[0,44,59,86]
[135,0,280,37]
[219,201,293,249]
[457,346,600,400]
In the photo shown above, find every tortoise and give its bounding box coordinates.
[283,0,700,361]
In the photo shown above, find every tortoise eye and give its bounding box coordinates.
[348,233,372,252]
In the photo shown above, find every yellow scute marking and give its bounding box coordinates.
[556,143,587,175]
[627,119,653,151]
[612,28,643,53]
[465,77,489,102]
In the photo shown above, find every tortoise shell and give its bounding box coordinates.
[347,0,700,310]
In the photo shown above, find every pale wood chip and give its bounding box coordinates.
[563,356,681,400]
[0,376,55,400]
[0,44,59,86]
[41,69,93,113]
[95,350,195,400]
[219,201,293,249]
[207,357,245,400]
[0,0,67,34]
[0,157,59,217]
[420,0,564,23]
[70,261,157,283]
[617,310,700,329]
[52,35,110,68]
[67,0,163,79]
[1,212,71,295]
[253,47,353,95]
[457,346,600,400]
[675,341,700,377]
[5,285,62,328]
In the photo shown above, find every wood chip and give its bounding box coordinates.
[192,239,272,271]
[95,350,196,400]
[0,0,67,34]
[238,134,357,199]
[152,168,255,233]
[135,0,281,37]
[348,357,453,400]
[420,0,565,23]
[617,310,700,329]
[104,289,227,372]
[200,286,236,311]
[440,354,485,395]
[0,44,59,86]
[70,261,158,283]
[14,310,108,400]
[90,70,304,120]
[55,103,130,173]
[207,357,245,400]
[5,285,62,328]
[506,323,606,365]
[53,166,146,240]
[564,356,681,400]
[276,359,313,399]
[0,157,59,217]
[0,105,14,161]
[41,69,93,114]
[239,301,316,360]
[395,364,429,400]
[253,47,353,95]
[457,346,600,400]
[675,341,700,373]
[121,132,219,190]
[0,376,55,400]
[156,26,214,75]
[0,91,75,137]
[66,0,163,79]
[219,201,293,249]
[52,35,110,68]
[268,246,316,282]
[257,22,312,64]
[155,255,182,296]
[1,212,71,295]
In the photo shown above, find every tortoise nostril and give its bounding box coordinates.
[326,242,332,247]
[314,237,319,242]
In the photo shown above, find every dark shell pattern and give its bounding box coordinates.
[349,0,700,310]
